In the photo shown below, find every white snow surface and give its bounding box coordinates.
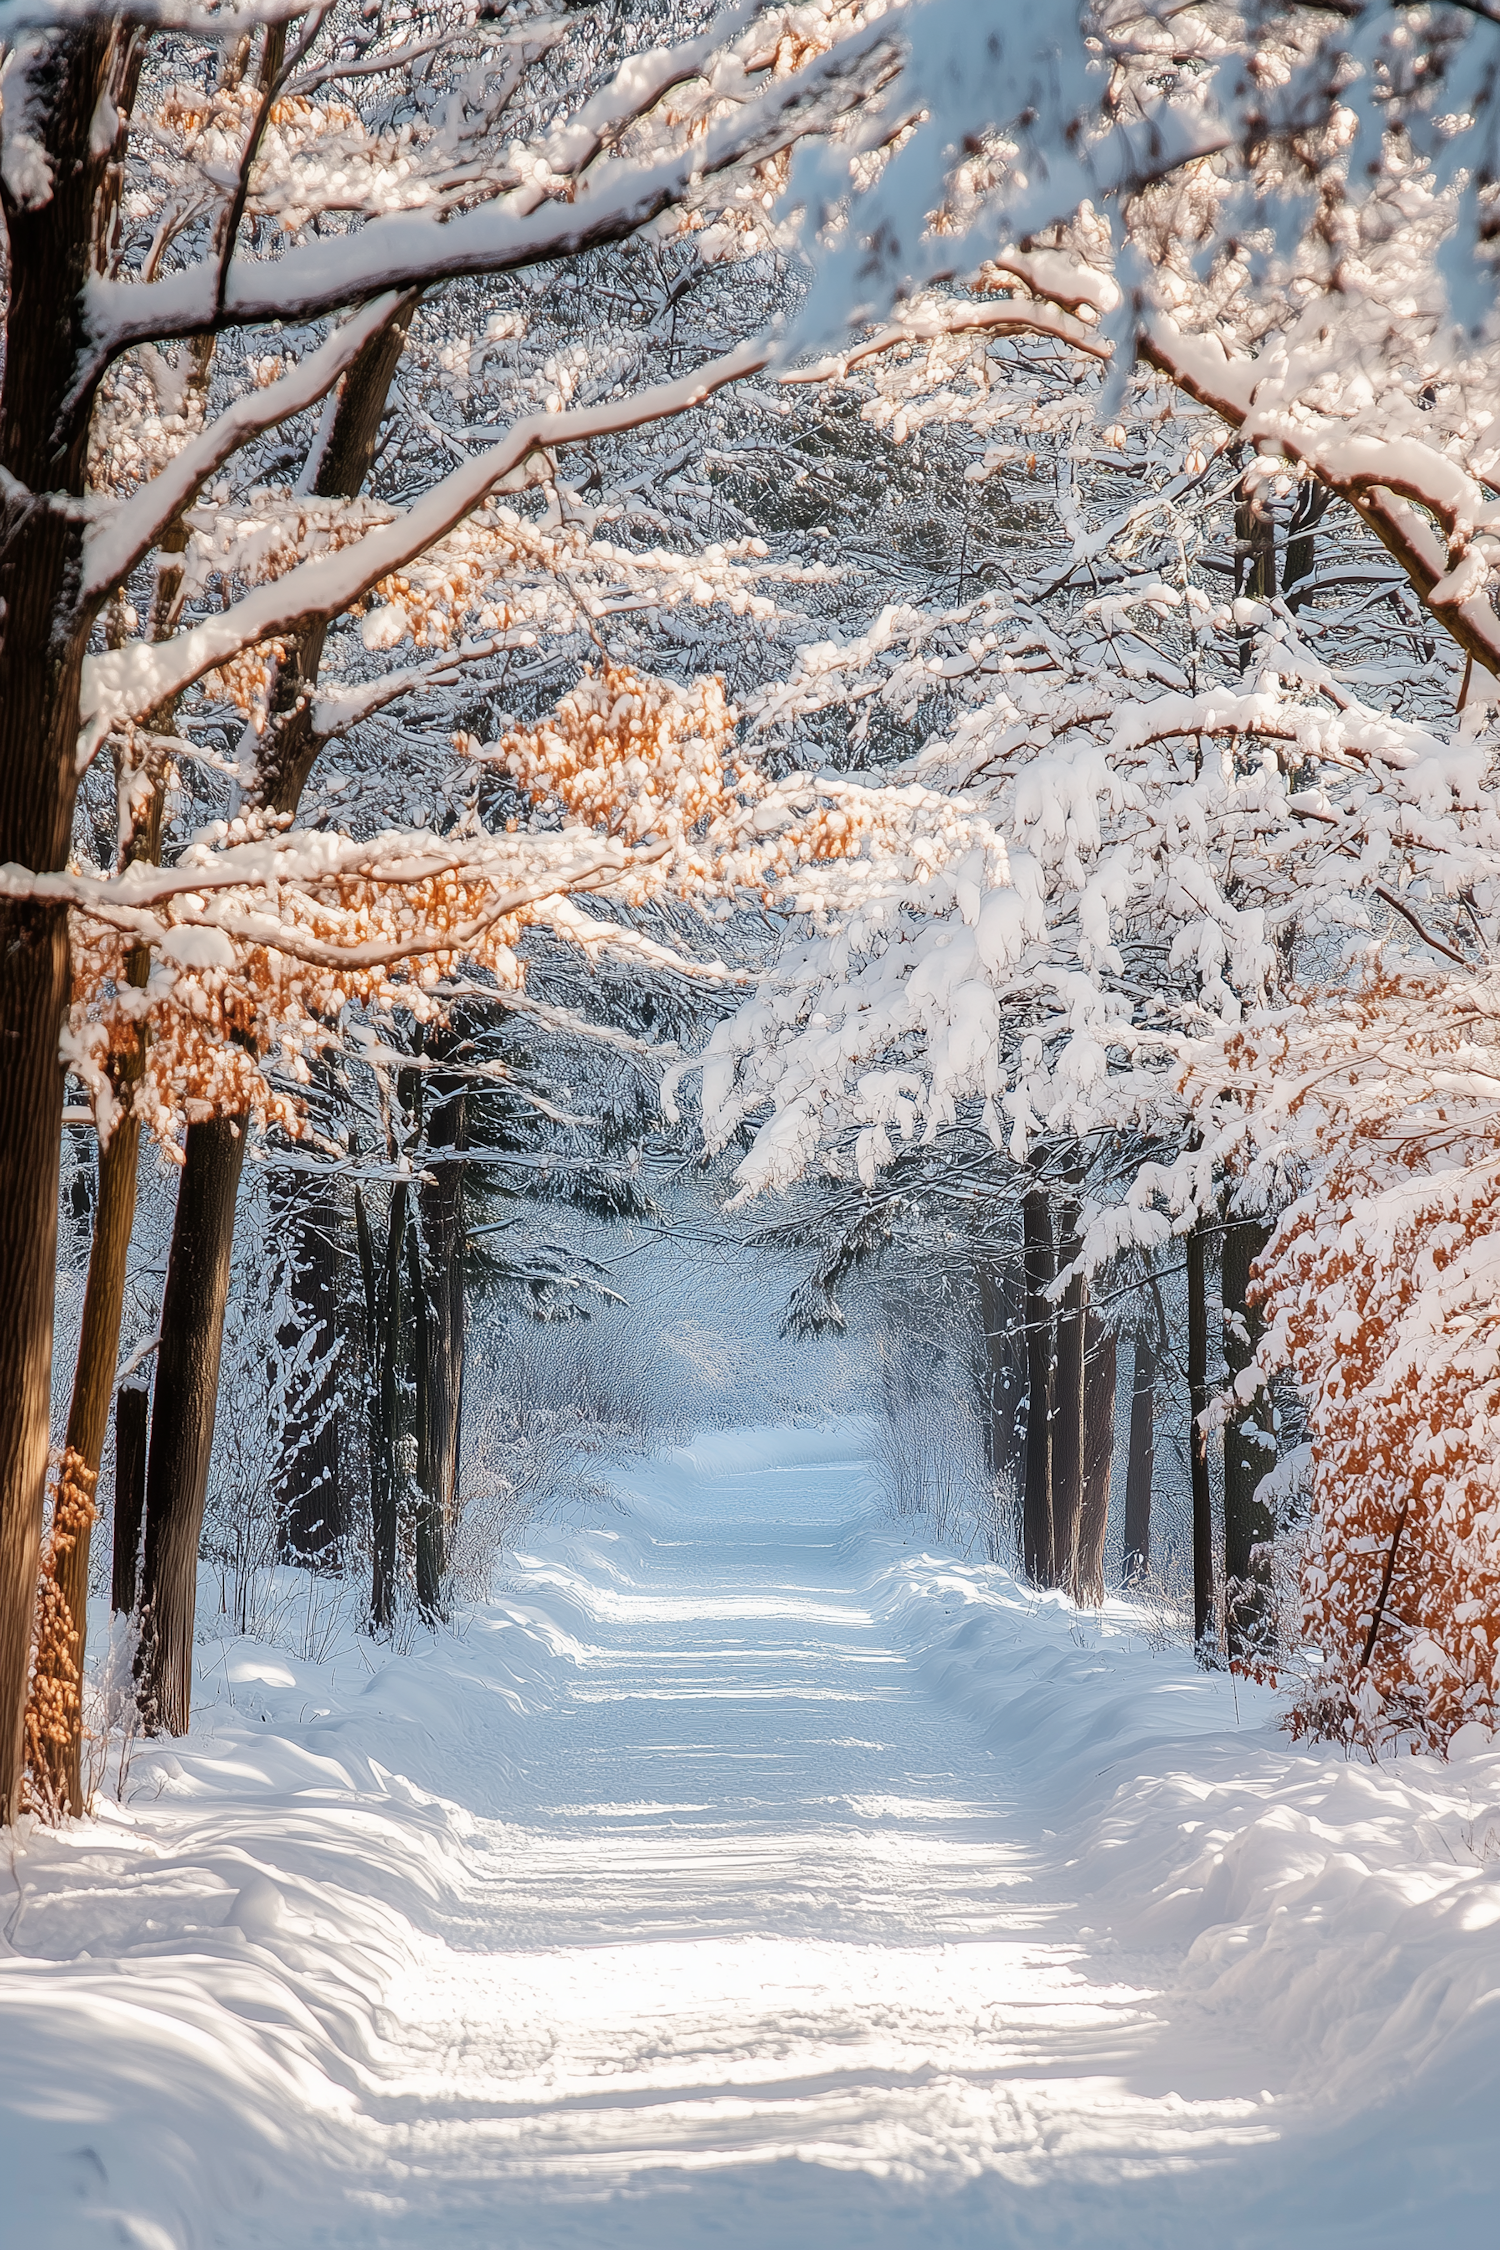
[4,1423,1499,2248]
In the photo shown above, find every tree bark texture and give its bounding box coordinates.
[374,1183,406,1631]
[1021,1189,1055,1586]
[30,518,202,1803]
[136,1116,248,1734]
[1123,1327,1156,1582]
[1050,1186,1087,1594]
[112,1386,148,1618]
[252,293,421,818]
[407,1227,440,1619]
[1071,1314,1116,1606]
[1222,1217,1276,1658]
[1282,481,1332,609]
[0,23,135,1820]
[1234,464,1277,676]
[31,765,164,1805]
[1187,1220,1215,1655]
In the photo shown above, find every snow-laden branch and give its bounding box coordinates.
[84,10,896,355]
[8,821,622,910]
[82,294,406,604]
[0,0,309,26]
[787,293,1113,387]
[782,0,1224,355]
[6,826,685,977]
[1104,677,1462,788]
[308,634,512,745]
[1140,316,1500,676]
[80,337,771,741]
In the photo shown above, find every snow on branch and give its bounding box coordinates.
[84,9,898,354]
[80,337,772,744]
[786,293,1114,387]
[1141,317,1500,677]
[82,293,407,603]
[0,0,310,28]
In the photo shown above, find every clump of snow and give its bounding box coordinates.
[0,40,56,211]
[359,599,412,651]
[159,924,237,970]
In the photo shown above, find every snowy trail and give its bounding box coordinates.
[6,1427,1500,2248]
[212,1436,1310,2246]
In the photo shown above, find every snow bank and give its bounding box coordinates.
[866,1540,1500,2238]
[0,1585,588,2249]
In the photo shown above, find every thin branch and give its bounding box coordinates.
[1372,884,1472,968]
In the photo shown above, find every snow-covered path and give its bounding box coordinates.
[6,1426,1500,2248]
[291,1435,1272,2248]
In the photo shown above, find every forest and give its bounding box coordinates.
[3,2,1500,2244]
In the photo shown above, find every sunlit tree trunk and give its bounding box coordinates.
[31,730,167,1806]
[0,23,136,1819]
[39,1108,144,1808]
[136,1116,248,1733]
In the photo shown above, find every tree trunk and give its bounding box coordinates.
[417,1058,468,1617]
[1072,1313,1116,1606]
[1282,480,1332,609]
[254,294,422,818]
[273,1165,346,1569]
[136,1116,249,1734]
[0,911,77,1819]
[1123,1327,1156,1583]
[30,766,164,1803]
[975,1255,1025,1496]
[374,1183,407,1631]
[1223,1217,1276,1659]
[356,1183,407,1631]
[1235,461,1277,674]
[1021,1189,1055,1586]
[0,23,130,1821]
[408,1227,440,1619]
[1187,1218,1215,1656]
[135,296,421,1709]
[31,1111,143,1808]
[112,1387,149,1618]
[1050,1184,1087,1593]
